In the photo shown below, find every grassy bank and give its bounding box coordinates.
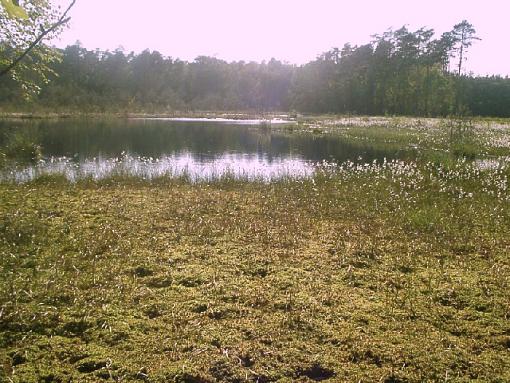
[291,116,510,159]
[0,111,292,121]
[1,158,509,382]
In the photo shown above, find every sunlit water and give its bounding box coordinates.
[6,153,315,182]
[0,118,413,182]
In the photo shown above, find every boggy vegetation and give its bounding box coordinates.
[1,148,509,381]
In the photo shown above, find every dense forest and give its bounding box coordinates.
[1,21,510,117]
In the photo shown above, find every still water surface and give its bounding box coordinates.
[0,118,413,181]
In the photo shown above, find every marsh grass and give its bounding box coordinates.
[0,155,509,382]
[0,130,42,166]
[444,117,479,159]
[287,115,510,161]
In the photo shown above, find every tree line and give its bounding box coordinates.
[1,20,510,117]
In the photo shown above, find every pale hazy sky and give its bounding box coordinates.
[52,0,510,76]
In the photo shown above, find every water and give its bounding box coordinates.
[0,118,413,181]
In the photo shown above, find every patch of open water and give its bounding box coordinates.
[0,118,420,182]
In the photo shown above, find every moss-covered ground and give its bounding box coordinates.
[1,117,509,382]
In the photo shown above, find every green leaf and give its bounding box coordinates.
[0,0,28,19]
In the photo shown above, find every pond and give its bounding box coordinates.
[0,118,415,181]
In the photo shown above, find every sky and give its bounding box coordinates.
[51,0,510,76]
